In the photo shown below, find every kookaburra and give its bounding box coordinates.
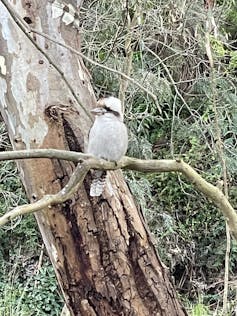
[87,96,128,196]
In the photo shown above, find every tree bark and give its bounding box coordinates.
[0,1,187,315]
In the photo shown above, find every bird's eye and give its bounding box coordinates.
[104,106,120,117]
[104,106,111,112]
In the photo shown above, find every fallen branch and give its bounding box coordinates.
[0,149,237,241]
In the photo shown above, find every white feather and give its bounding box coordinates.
[87,97,128,196]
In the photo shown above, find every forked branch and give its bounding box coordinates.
[0,149,237,241]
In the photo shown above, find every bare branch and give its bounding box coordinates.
[118,3,141,111]
[0,149,90,162]
[0,159,91,226]
[0,149,237,241]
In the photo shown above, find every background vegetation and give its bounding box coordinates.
[1,0,237,315]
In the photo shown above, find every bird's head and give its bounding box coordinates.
[91,97,124,120]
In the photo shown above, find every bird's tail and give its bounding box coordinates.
[90,170,107,197]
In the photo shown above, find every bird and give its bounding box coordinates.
[87,96,128,196]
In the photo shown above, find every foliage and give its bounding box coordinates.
[0,262,63,316]
[18,262,63,315]
[190,302,211,316]
[0,212,63,315]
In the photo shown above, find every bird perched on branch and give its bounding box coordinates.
[87,96,128,196]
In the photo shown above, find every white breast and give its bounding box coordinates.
[87,115,128,161]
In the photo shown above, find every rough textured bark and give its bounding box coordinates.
[0,1,187,315]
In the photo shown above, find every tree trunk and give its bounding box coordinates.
[0,1,187,315]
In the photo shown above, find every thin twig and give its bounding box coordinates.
[30,28,159,107]
[205,8,230,314]
[144,45,188,108]
[118,3,137,111]
[34,243,45,287]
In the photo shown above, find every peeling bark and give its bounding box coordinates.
[0,1,187,315]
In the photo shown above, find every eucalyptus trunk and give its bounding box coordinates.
[0,1,187,315]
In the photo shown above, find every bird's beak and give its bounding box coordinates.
[90,107,106,115]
